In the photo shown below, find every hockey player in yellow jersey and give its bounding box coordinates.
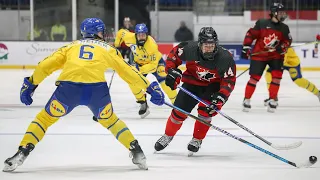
[3,18,165,172]
[264,47,320,104]
[114,23,177,118]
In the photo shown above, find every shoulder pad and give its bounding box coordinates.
[214,46,235,75]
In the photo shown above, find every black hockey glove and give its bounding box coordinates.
[241,46,251,59]
[275,43,288,55]
[205,93,227,115]
[165,68,182,90]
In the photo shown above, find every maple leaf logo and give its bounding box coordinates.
[263,33,279,48]
[196,67,215,82]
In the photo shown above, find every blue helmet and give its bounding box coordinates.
[80,18,106,39]
[135,23,148,34]
[135,23,148,46]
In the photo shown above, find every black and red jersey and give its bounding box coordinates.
[166,41,236,99]
[243,19,292,61]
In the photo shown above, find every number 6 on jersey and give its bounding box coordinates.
[79,45,94,60]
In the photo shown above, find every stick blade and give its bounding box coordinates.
[271,141,302,150]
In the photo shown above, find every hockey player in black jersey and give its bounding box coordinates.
[154,27,236,155]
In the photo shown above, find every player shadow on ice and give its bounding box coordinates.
[7,165,145,174]
[152,152,317,169]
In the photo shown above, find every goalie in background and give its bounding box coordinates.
[3,18,165,172]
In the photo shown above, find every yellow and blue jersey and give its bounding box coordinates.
[283,47,300,67]
[30,39,150,89]
[114,31,162,74]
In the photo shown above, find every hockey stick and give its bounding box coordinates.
[235,50,270,78]
[92,70,116,122]
[108,70,116,90]
[177,85,302,150]
[236,41,317,78]
[164,101,317,168]
[236,68,249,78]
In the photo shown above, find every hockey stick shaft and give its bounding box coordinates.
[178,86,272,146]
[108,70,116,90]
[235,41,317,78]
[164,101,298,167]
[178,85,302,150]
[236,68,249,78]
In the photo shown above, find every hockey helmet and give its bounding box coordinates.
[135,23,148,46]
[270,3,287,22]
[80,18,107,40]
[198,27,219,60]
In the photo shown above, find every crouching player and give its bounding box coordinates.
[114,23,177,118]
[3,18,164,172]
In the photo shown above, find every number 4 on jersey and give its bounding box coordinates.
[224,67,234,78]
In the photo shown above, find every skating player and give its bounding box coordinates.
[114,23,177,118]
[3,18,165,172]
[241,3,292,113]
[264,47,320,104]
[114,17,134,58]
[154,27,236,155]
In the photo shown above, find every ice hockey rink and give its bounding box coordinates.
[0,69,319,180]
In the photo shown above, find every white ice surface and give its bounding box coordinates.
[0,69,319,180]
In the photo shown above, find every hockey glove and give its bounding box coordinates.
[205,92,227,115]
[147,81,165,106]
[316,34,320,42]
[20,77,38,105]
[165,68,182,90]
[275,43,288,55]
[241,46,251,59]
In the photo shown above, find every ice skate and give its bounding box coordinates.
[264,97,278,106]
[137,101,150,119]
[267,99,278,113]
[242,98,251,112]
[187,138,202,157]
[3,143,34,172]
[154,134,174,152]
[129,140,148,170]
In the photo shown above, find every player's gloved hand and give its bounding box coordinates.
[147,81,165,106]
[316,34,320,42]
[241,45,251,59]
[20,77,38,105]
[275,43,288,55]
[205,92,227,115]
[165,68,182,90]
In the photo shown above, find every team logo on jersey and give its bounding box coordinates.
[157,65,166,77]
[99,103,113,119]
[263,33,279,48]
[0,43,9,60]
[196,67,215,82]
[46,96,68,117]
[289,67,298,79]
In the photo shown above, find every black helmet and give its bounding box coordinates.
[198,27,219,60]
[270,3,287,22]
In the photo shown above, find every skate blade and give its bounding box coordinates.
[135,159,148,170]
[267,107,276,113]
[242,107,250,112]
[140,109,150,119]
[3,163,18,172]
[188,151,194,157]
[137,163,148,170]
